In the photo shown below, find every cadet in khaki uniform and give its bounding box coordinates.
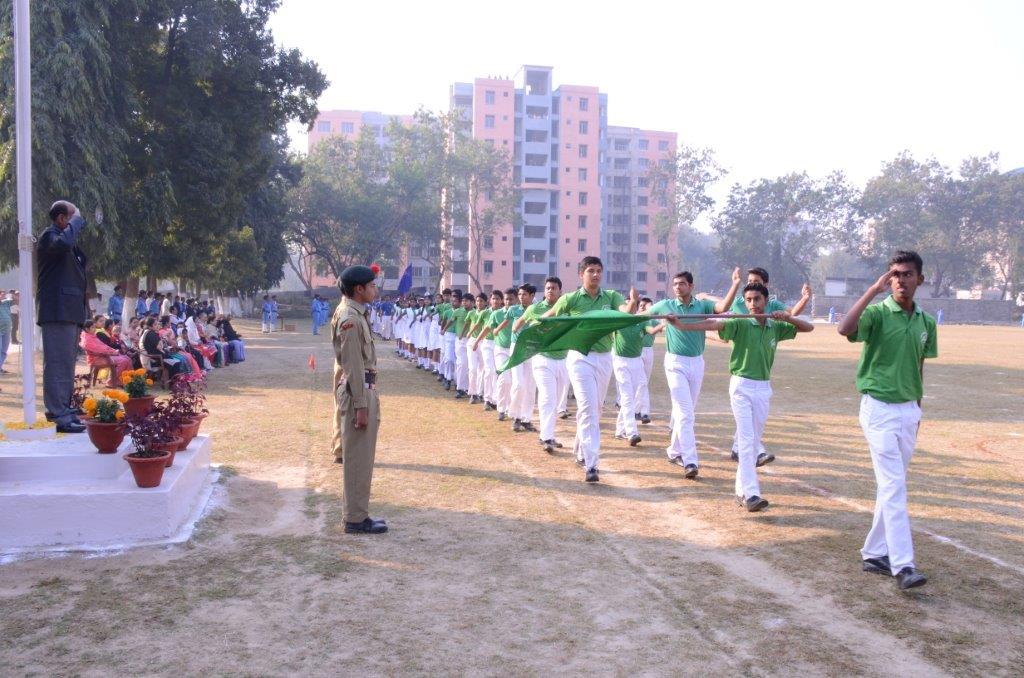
[333,264,387,534]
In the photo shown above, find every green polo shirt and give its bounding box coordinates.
[464,309,479,336]
[731,296,786,315]
[651,297,717,356]
[521,299,567,359]
[452,307,470,335]
[641,319,658,348]
[472,308,492,337]
[442,306,456,333]
[613,321,645,358]
[847,296,938,403]
[507,305,527,343]
[718,318,798,381]
[489,307,513,348]
[549,287,626,353]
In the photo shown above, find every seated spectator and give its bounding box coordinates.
[139,316,189,377]
[80,319,132,387]
[217,314,246,363]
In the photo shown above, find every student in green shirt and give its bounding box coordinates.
[611,319,660,447]
[439,291,460,391]
[837,250,937,591]
[636,297,665,426]
[513,277,569,452]
[476,288,517,420]
[452,294,473,398]
[541,256,638,483]
[473,289,506,412]
[668,282,812,511]
[505,284,537,433]
[464,294,490,405]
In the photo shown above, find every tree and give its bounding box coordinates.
[713,172,856,299]
[648,145,725,293]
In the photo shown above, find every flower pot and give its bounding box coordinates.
[149,437,184,467]
[124,451,171,487]
[84,419,127,454]
[124,395,156,420]
[175,417,202,450]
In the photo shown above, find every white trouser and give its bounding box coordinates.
[443,333,457,380]
[729,375,772,499]
[665,354,705,465]
[638,346,654,416]
[613,354,646,438]
[533,355,568,441]
[494,345,513,414]
[510,343,536,421]
[467,341,481,396]
[455,337,469,391]
[382,316,394,340]
[567,350,613,471]
[859,394,920,574]
[481,340,496,403]
[429,322,441,352]
[558,374,570,413]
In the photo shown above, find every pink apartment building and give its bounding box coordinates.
[307,66,676,298]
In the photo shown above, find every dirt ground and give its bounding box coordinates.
[1,320,1022,676]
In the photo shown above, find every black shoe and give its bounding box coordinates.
[667,456,686,468]
[756,452,776,467]
[629,434,642,447]
[455,391,466,399]
[56,422,86,434]
[542,439,555,454]
[896,567,927,590]
[512,420,524,433]
[484,401,495,411]
[469,395,479,405]
[641,414,651,425]
[444,380,452,391]
[684,464,698,479]
[742,495,769,512]
[730,449,739,462]
[559,410,570,420]
[553,440,563,448]
[334,457,344,465]
[498,412,507,422]
[585,468,599,483]
[344,517,388,534]
[522,422,537,432]
[862,555,892,576]
[45,411,55,422]
[634,412,641,420]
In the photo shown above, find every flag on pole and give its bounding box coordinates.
[397,264,414,295]
[497,310,650,373]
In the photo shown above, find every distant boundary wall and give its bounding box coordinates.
[817,296,1017,325]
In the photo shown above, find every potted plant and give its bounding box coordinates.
[167,376,209,450]
[123,415,173,487]
[147,402,185,467]
[120,368,156,419]
[81,394,127,453]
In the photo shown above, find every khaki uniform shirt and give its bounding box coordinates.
[332,297,377,408]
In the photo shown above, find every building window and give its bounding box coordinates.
[614,139,629,151]
[579,97,589,111]
[658,140,670,151]
[637,177,649,188]
[657,252,666,263]
[578,215,587,229]
[341,122,354,133]
[638,139,649,150]
[637,196,649,207]
[485,115,495,128]
[578,168,587,181]
[578,238,587,252]
[316,121,331,133]
[638,158,649,168]
[637,233,649,245]
[638,214,649,225]
[657,271,667,282]
[484,260,494,274]
[579,120,588,134]
[485,90,496,105]
[412,267,423,277]
[578,192,588,206]
[636,271,647,282]
[483,235,494,251]
[502,260,507,266]
[578,144,588,158]
[636,252,648,263]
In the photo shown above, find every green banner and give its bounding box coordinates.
[497,310,650,373]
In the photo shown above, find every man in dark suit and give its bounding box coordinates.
[37,200,89,433]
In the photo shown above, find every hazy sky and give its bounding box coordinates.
[269,0,1024,189]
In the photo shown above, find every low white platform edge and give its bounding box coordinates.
[0,435,216,552]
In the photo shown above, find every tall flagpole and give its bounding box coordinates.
[14,0,37,425]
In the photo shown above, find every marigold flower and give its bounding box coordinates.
[115,410,125,421]
[146,379,154,386]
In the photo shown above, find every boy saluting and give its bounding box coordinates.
[838,250,937,591]
[668,282,813,510]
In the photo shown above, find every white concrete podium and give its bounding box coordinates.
[0,433,215,553]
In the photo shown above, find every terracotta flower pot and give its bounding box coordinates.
[124,451,171,487]
[175,417,202,451]
[124,395,156,420]
[83,419,127,454]
[149,437,184,467]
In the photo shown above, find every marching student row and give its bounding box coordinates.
[374,251,938,590]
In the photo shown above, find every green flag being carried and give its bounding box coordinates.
[497,310,650,373]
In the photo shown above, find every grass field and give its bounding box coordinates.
[1,320,1022,676]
